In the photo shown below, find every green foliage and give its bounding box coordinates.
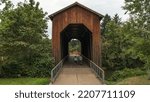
[101,14,111,35]
[0,0,54,78]
[102,14,143,70]
[1,60,21,77]
[69,39,81,53]
[102,0,150,83]
[123,0,150,75]
[108,68,146,81]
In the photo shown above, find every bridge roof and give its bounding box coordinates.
[49,2,104,20]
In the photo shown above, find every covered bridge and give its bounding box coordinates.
[49,2,103,67]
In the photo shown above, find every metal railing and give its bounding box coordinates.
[51,56,67,83]
[82,55,105,84]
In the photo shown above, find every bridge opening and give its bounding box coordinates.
[68,39,81,56]
[60,24,92,62]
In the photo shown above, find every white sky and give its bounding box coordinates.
[2,0,129,38]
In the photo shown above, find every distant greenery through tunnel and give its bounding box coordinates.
[69,39,81,56]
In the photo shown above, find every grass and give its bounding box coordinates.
[117,75,150,85]
[0,77,50,85]
[106,75,150,85]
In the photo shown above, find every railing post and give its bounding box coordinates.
[90,61,91,68]
[102,71,105,84]
[51,70,53,84]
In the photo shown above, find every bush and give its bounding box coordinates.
[24,67,52,78]
[1,57,55,78]
[1,61,22,78]
[108,68,146,81]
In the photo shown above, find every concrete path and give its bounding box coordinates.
[53,56,102,85]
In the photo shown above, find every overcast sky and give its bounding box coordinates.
[9,0,129,38]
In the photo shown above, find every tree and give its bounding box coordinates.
[123,0,150,39]
[113,14,121,25]
[123,0,150,78]
[102,15,124,69]
[101,14,111,35]
[102,14,144,70]
[0,0,14,77]
[0,0,54,77]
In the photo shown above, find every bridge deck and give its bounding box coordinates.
[53,56,102,85]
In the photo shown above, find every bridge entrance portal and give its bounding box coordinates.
[49,2,103,67]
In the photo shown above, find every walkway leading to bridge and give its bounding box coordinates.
[53,56,102,85]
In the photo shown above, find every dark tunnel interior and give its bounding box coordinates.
[60,24,92,60]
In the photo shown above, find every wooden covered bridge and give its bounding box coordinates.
[49,2,104,85]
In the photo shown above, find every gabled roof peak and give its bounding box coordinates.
[74,1,79,4]
[49,2,104,20]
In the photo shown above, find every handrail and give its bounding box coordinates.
[82,55,105,84]
[51,56,67,83]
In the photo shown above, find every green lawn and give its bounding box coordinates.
[0,78,50,85]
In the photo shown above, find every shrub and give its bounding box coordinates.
[1,61,22,78]
[108,68,146,81]
[1,57,55,78]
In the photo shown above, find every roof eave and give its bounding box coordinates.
[49,15,54,20]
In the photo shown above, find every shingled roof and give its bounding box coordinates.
[49,2,104,20]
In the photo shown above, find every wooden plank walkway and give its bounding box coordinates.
[53,56,102,85]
